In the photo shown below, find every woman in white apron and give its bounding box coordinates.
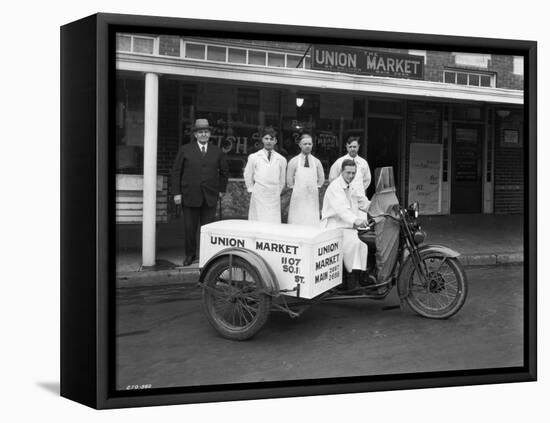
[244,128,287,223]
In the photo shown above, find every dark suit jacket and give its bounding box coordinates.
[170,142,229,208]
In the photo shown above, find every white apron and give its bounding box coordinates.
[248,157,282,223]
[288,158,319,226]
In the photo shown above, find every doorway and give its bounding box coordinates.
[451,124,483,213]
[366,117,402,198]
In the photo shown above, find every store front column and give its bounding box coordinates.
[142,72,159,267]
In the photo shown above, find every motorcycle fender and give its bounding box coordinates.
[199,247,280,296]
[397,244,461,301]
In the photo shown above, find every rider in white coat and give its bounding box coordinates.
[244,127,287,223]
[286,133,325,226]
[321,159,370,286]
[328,138,371,209]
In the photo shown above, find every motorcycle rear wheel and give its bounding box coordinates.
[202,256,272,340]
[405,256,467,319]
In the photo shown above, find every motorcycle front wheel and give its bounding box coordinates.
[202,256,272,340]
[405,255,468,319]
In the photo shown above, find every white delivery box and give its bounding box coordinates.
[200,220,343,299]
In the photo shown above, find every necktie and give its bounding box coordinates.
[201,145,206,156]
[268,151,271,162]
[344,185,352,206]
[304,155,309,167]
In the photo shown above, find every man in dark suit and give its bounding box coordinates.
[171,119,229,266]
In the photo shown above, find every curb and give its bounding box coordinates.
[460,252,523,267]
[116,251,523,289]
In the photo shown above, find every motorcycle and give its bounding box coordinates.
[199,167,468,340]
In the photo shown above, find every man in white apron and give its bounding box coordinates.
[244,127,287,223]
[286,133,325,226]
[321,159,370,288]
[328,138,371,209]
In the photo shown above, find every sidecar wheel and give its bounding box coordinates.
[405,256,468,319]
[202,256,272,340]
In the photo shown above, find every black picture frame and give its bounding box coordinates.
[60,12,537,409]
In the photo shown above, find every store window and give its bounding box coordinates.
[237,88,260,124]
[453,105,482,121]
[115,76,145,173]
[369,99,403,116]
[182,82,354,177]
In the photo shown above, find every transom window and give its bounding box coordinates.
[182,40,309,69]
[443,70,495,88]
[116,34,156,55]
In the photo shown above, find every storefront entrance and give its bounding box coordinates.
[366,117,402,198]
[451,124,483,213]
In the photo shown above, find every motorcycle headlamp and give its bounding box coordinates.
[413,229,426,245]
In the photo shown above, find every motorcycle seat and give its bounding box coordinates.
[357,228,377,249]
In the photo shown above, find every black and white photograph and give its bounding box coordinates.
[7,0,549,421]
[114,32,528,389]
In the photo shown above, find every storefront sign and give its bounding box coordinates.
[312,45,424,79]
[408,143,442,214]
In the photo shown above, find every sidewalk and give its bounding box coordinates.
[116,214,524,285]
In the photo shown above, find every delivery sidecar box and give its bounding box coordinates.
[200,220,344,299]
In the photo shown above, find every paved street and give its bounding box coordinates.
[115,265,524,390]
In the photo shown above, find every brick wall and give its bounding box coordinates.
[424,51,453,83]
[489,55,524,90]
[421,51,522,90]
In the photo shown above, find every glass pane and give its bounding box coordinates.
[116,35,131,51]
[468,74,480,86]
[158,35,180,57]
[268,53,284,67]
[133,37,154,54]
[457,73,468,85]
[467,107,481,120]
[207,46,226,62]
[369,100,402,115]
[248,50,266,65]
[480,75,491,87]
[228,48,246,63]
[444,72,455,83]
[185,43,205,59]
[286,54,302,68]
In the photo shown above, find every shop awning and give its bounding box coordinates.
[116,53,523,105]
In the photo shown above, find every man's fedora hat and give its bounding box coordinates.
[191,118,213,131]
